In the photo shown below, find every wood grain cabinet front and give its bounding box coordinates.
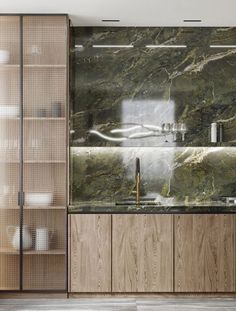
[112,214,173,292]
[175,214,236,292]
[70,214,236,294]
[70,214,111,292]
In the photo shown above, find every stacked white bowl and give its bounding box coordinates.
[0,50,10,64]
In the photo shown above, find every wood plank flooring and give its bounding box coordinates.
[0,298,236,310]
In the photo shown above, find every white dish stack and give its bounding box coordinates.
[0,50,10,64]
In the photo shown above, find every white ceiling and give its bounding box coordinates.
[0,0,236,27]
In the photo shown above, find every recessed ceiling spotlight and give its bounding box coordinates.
[102,19,120,22]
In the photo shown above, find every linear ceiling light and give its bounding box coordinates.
[210,45,236,48]
[92,45,134,48]
[145,45,187,48]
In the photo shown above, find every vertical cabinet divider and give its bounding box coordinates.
[19,14,24,292]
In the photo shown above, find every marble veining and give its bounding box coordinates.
[71,27,236,147]
[70,27,236,211]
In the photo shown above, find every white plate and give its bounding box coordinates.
[0,105,19,117]
[25,193,53,206]
[0,50,10,64]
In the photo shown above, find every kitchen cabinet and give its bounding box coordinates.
[70,214,111,292]
[0,15,20,291]
[70,214,173,293]
[175,214,236,292]
[112,214,173,292]
[70,213,236,294]
[0,15,68,291]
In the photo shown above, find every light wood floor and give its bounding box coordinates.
[0,299,236,310]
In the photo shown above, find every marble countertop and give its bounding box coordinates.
[69,201,236,214]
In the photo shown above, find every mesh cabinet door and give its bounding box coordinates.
[22,15,68,290]
[0,16,21,290]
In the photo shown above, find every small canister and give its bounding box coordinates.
[51,102,62,117]
[210,122,217,143]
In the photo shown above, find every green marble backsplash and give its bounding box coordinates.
[71,147,236,204]
[70,27,236,205]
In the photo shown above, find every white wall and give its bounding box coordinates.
[0,0,235,26]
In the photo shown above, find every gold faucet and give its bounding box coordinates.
[132,157,141,204]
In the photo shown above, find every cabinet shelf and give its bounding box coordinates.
[0,64,66,69]
[0,248,65,255]
[0,287,19,290]
[0,64,19,69]
[1,206,65,210]
[0,161,65,164]
[24,117,66,121]
[24,64,66,68]
[24,160,66,164]
[0,117,65,121]
[24,206,65,210]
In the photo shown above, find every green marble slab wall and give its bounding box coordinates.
[71,147,236,204]
[70,27,236,205]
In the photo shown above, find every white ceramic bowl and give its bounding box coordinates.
[25,192,53,206]
[0,105,19,117]
[0,50,10,64]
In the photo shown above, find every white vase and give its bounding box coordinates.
[35,227,52,251]
[7,225,32,251]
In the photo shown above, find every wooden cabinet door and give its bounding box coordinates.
[70,215,111,292]
[112,215,173,292]
[175,215,236,292]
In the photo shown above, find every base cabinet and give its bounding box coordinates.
[70,214,111,292]
[112,215,173,292]
[175,215,236,292]
[70,214,236,293]
[70,214,173,293]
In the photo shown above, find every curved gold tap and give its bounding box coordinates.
[131,157,141,204]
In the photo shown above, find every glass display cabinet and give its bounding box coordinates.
[0,15,68,291]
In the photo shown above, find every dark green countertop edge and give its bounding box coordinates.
[68,205,236,214]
